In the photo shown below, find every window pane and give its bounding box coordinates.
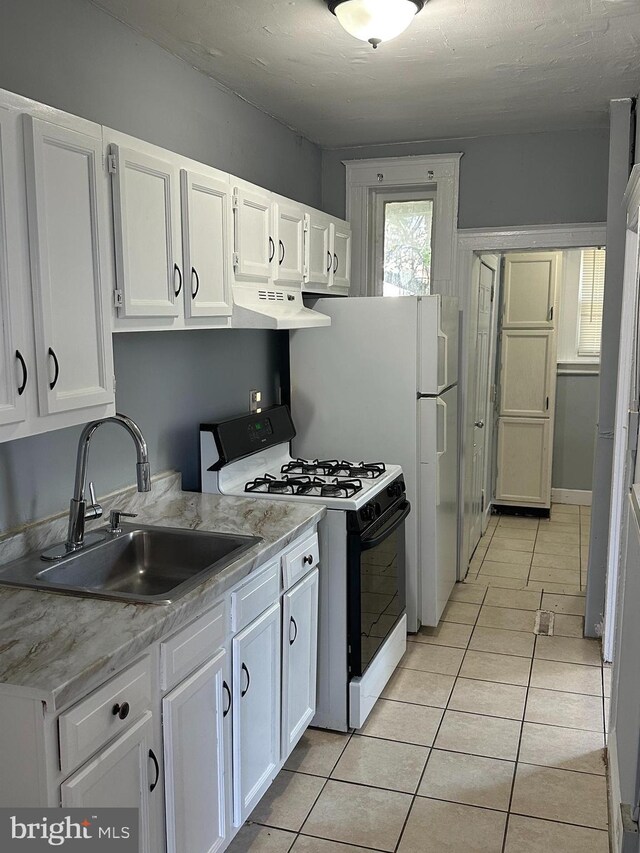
[577,248,606,357]
[382,200,433,297]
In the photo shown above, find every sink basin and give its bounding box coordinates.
[0,524,262,604]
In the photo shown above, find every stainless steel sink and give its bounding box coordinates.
[0,524,262,604]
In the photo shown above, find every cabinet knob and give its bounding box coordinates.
[112,701,130,720]
[303,554,314,565]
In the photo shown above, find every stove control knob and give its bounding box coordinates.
[361,504,376,522]
[387,481,403,499]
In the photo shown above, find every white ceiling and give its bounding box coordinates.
[91,0,640,147]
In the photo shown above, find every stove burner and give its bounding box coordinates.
[245,473,364,499]
[281,458,386,480]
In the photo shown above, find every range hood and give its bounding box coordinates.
[231,284,331,329]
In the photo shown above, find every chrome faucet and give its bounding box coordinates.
[41,414,151,561]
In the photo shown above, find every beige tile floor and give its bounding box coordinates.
[230,504,609,853]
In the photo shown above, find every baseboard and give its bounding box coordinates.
[608,728,623,853]
[551,488,592,506]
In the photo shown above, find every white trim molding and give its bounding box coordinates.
[457,223,607,572]
[344,154,461,297]
[551,488,592,506]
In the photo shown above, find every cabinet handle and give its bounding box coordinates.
[303,554,314,565]
[333,253,338,274]
[546,396,549,411]
[241,663,251,697]
[15,350,27,396]
[269,237,275,263]
[148,749,160,793]
[223,680,232,717]
[289,616,298,646]
[48,347,59,391]
[174,263,183,298]
[112,701,130,720]
[326,251,332,273]
[191,267,200,300]
[279,239,285,266]
[547,306,554,322]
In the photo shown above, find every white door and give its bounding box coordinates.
[232,602,281,826]
[181,169,233,319]
[24,117,114,415]
[499,329,555,418]
[233,185,273,285]
[163,650,227,853]
[0,107,28,427]
[281,569,319,760]
[110,144,182,318]
[468,259,494,554]
[61,712,157,853]
[495,417,551,505]
[331,222,351,292]
[274,200,305,284]
[502,251,559,328]
[303,212,332,291]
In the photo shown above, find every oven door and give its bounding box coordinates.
[347,499,410,679]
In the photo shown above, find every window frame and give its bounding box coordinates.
[557,246,604,369]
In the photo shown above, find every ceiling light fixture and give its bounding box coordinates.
[328,0,425,50]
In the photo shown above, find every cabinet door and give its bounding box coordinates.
[233,185,273,285]
[232,602,281,826]
[61,712,158,853]
[303,212,332,292]
[502,252,559,328]
[273,199,304,284]
[331,221,351,293]
[0,107,28,427]
[499,329,556,418]
[23,117,114,415]
[495,417,551,506]
[110,144,182,318]
[163,650,227,853]
[181,169,233,319]
[281,569,319,761]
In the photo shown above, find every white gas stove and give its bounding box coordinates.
[200,405,409,731]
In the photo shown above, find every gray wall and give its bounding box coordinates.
[0,0,320,532]
[322,130,609,227]
[552,374,599,491]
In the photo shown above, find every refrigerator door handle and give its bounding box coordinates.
[436,397,447,505]
[437,331,448,391]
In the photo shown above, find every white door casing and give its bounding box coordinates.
[181,169,233,319]
[24,116,114,415]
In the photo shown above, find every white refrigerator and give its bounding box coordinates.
[290,294,459,631]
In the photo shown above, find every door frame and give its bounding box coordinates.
[456,223,607,577]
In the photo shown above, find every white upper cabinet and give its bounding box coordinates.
[502,252,559,328]
[23,116,114,416]
[331,221,352,293]
[0,106,28,428]
[232,184,273,285]
[110,143,182,318]
[181,169,233,319]
[304,211,332,292]
[273,197,305,285]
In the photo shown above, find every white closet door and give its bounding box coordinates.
[274,200,305,284]
[303,212,332,291]
[181,169,233,318]
[495,417,551,506]
[502,252,559,328]
[111,144,182,318]
[499,329,556,418]
[0,107,28,427]
[24,117,114,415]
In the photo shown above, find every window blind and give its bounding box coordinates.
[577,248,606,357]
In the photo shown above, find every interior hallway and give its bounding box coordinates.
[230,503,608,853]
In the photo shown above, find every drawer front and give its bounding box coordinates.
[160,601,227,692]
[59,657,152,775]
[282,532,319,589]
[231,560,280,633]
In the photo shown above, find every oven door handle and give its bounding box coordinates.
[360,501,411,551]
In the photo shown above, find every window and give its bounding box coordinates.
[373,190,435,297]
[577,248,606,357]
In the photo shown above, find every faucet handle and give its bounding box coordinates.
[84,481,103,521]
[109,509,137,534]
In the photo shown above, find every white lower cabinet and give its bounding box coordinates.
[163,649,228,853]
[232,601,281,826]
[281,568,319,760]
[61,712,159,853]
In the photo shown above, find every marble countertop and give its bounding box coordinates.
[0,472,325,710]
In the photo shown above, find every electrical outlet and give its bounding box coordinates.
[249,389,262,413]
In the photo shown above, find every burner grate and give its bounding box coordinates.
[245,473,363,498]
[281,458,386,480]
